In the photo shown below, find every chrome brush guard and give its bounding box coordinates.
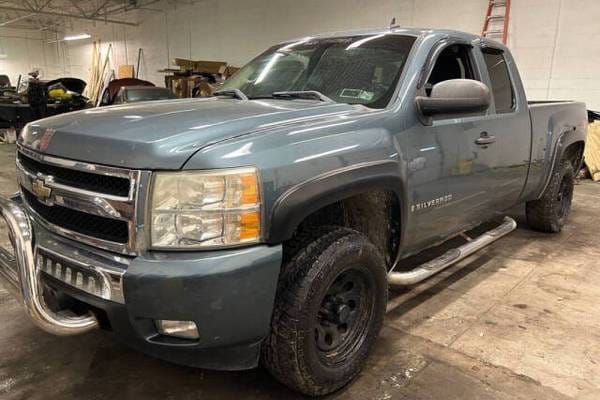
[0,195,99,336]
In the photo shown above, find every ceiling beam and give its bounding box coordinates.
[89,0,111,18]
[95,0,163,18]
[0,24,58,33]
[67,0,89,18]
[0,4,139,26]
[0,12,36,27]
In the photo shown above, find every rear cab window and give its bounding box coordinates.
[481,48,515,113]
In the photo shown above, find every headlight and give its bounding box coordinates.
[150,167,261,249]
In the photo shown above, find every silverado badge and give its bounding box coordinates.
[411,194,453,212]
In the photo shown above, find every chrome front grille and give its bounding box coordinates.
[16,146,150,255]
[18,151,131,197]
[22,189,129,243]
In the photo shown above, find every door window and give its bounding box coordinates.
[425,44,476,96]
[481,49,515,113]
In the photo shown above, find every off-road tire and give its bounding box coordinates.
[262,227,388,396]
[526,159,575,233]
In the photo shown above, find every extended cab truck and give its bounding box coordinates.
[0,28,587,396]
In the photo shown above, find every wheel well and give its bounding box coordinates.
[283,190,401,268]
[563,141,585,171]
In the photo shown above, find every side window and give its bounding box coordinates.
[426,44,476,96]
[114,90,126,104]
[100,89,111,106]
[481,48,515,113]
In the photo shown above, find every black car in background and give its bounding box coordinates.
[0,77,88,131]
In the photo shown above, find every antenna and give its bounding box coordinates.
[390,17,400,30]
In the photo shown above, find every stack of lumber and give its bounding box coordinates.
[584,121,600,181]
[84,41,112,105]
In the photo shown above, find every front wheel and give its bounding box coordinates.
[262,227,388,396]
[526,159,575,233]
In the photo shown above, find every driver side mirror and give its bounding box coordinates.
[416,79,491,121]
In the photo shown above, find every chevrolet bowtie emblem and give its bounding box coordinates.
[32,178,52,201]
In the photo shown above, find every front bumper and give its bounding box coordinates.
[0,194,283,370]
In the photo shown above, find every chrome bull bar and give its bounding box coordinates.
[0,195,99,336]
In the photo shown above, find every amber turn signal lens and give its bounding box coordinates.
[240,211,260,240]
[240,173,259,205]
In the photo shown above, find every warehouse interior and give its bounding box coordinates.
[1,0,600,108]
[0,0,600,399]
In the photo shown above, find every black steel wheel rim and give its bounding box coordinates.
[314,268,374,366]
[556,175,573,219]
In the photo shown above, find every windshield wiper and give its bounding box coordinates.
[213,88,248,101]
[271,91,334,103]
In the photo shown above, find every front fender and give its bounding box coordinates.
[266,160,405,243]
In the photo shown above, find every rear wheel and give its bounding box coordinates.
[262,227,387,396]
[526,159,575,233]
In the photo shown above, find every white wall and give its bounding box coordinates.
[61,0,486,87]
[3,0,600,108]
[0,28,67,86]
[509,0,600,106]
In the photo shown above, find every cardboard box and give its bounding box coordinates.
[223,66,240,79]
[118,65,135,79]
[172,58,227,74]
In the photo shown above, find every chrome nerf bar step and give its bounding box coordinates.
[0,195,99,336]
[388,216,517,286]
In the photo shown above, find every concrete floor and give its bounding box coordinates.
[1,142,600,400]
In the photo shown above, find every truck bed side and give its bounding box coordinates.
[521,100,587,201]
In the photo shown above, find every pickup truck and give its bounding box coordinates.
[0,28,587,396]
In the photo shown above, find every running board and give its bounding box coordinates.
[388,217,517,286]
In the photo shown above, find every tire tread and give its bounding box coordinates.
[526,159,574,233]
[262,226,386,396]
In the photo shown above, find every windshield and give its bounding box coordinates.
[220,34,416,109]
[125,88,176,102]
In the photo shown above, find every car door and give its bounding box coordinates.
[403,39,501,247]
[476,43,531,211]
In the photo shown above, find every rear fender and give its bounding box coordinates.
[536,127,585,199]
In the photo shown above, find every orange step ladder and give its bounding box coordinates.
[482,0,512,44]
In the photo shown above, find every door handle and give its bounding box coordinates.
[475,132,496,145]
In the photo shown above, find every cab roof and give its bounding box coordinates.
[280,27,505,49]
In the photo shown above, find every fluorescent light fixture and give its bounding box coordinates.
[63,33,91,41]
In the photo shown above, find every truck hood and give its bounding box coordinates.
[19,97,356,169]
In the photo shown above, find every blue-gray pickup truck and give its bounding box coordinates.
[0,28,587,396]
